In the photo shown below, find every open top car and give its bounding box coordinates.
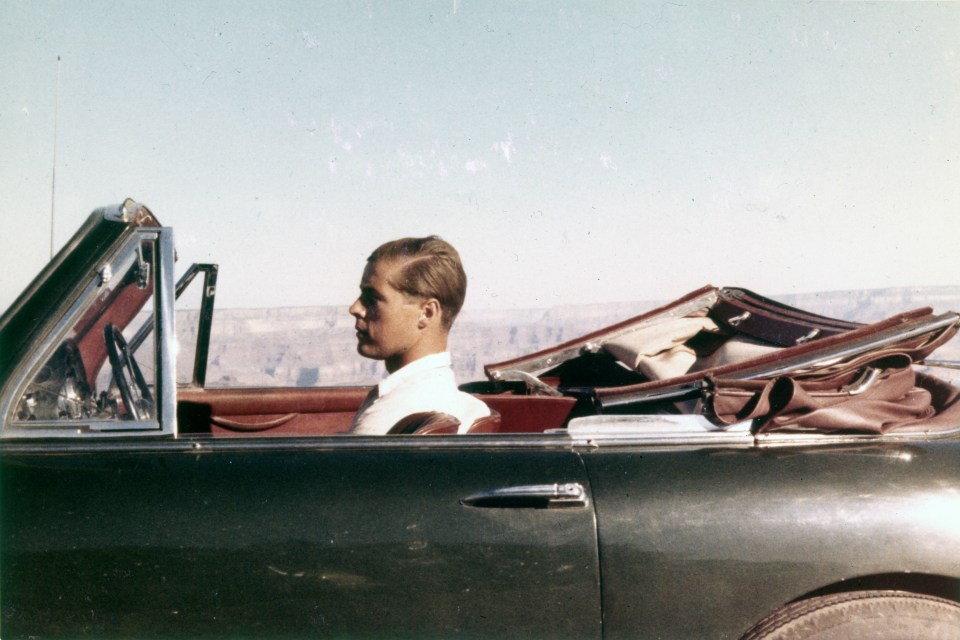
[3,201,960,639]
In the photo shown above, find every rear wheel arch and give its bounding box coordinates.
[797,571,960,604]
[739,590,960,640]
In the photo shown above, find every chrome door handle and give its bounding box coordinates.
[460,483,588,509]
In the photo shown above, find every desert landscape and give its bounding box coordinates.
[175,286,960,389]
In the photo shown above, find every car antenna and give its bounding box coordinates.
[49,55,61,260]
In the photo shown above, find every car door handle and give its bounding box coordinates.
[460,483,588,509]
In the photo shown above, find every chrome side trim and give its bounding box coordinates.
[921,359,960,371]
[1,426,956,454]
[755,426,960,447]
[554,415,754,447]
[0,434,582,454]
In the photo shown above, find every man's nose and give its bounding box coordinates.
[349,299,364,318]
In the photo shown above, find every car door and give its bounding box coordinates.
[576,418,960,639]
[1,435,601,639]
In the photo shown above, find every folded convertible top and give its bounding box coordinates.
[483,286,960,434]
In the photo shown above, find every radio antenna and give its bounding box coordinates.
[49,55,61,259]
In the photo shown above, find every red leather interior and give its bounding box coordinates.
[388,412,461,435]
[178,386,369,436]
[466,411,502,433]
[177,387,577,437]
[480,395,576,433]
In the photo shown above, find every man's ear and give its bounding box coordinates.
[419,298,442,329]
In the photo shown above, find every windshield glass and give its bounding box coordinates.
[14,237,157,424]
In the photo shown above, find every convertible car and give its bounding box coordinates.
[2,200,960,639]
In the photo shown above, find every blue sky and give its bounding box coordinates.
[2,1,958,311]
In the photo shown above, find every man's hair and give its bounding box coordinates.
[368,236,467,330]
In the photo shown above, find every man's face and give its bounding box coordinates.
[348,258,424,367]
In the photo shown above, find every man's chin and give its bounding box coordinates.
[356,343,384,360]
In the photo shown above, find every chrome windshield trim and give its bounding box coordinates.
[0,234,143,432]
[156,228,177,437]
[2,229,170,439]
[0,212,105,333]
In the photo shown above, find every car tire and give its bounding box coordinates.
[739,590,960,640]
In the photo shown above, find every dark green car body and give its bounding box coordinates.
[2,202,960,639]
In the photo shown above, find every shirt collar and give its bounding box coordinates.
[378,352,452,396]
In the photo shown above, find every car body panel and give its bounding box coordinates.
[1,437,602,638]
[583,438,960,638]
[3,201,960,638]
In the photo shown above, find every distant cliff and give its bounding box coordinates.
[179,286,960,388]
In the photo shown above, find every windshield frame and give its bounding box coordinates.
[1,226,177,439]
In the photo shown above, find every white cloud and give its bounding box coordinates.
[301,30,319,49]
[465,159,486,173]
[330,119,354,151]
[330,119,376,150]
[492,134,515,164]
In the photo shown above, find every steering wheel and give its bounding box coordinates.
[104,323,154,420]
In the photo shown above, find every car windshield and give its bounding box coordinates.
[14,237,157,424]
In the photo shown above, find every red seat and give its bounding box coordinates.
[388,410,502,435]
[388,412,460,435]
[465,411,501,433]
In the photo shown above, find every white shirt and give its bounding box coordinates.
[349,352,490,435]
